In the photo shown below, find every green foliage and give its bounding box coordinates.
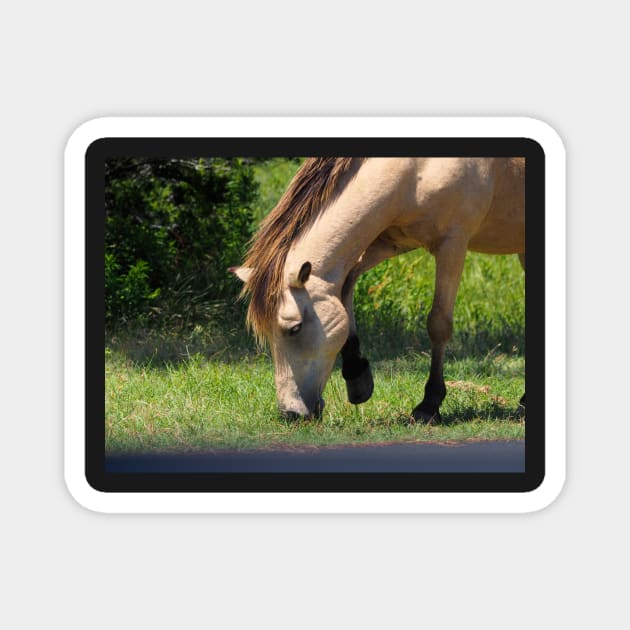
[105,157,258,325]
[105,255,159,322]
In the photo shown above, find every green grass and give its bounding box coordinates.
[106,345,524,454]
[106,158,525,454]
[355,249,524,359]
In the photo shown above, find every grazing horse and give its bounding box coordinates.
[232,157,524,422]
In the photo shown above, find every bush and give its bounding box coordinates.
[105,157,258,325]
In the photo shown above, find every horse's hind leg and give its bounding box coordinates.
[518,252,526,409]
[412,238,467,423]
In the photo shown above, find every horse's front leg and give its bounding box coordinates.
[340,237,403,404]
[340,331,374,404]
[412,238,467,423]
[340,268,374,404]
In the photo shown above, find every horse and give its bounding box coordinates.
[231,157,525,422]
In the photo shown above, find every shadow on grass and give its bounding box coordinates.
[356,315,524,363]
[106,303,259,367]
[440,403,524,425]
[106,304,524,369]
[363,403,523,430]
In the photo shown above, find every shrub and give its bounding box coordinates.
[105,157,257,325]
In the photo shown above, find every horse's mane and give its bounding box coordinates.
[240,157,364,342]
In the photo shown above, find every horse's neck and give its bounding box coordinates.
[292,207,381,282]
[286,159,410,289]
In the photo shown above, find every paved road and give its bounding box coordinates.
[107,440,524,473]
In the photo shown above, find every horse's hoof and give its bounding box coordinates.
[410,405,442,425]
[345,363,374,404]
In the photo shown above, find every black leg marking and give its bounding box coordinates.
[341,335,374,404]
[411,355,447,424]
[514,392,526,417]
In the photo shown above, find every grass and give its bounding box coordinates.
[106,346,524,454]
[105,158,525,454]
[251,158,302,224]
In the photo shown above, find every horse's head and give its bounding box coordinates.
[233,261,349,419]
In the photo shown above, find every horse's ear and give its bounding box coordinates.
[229,266,253,283]
[288,261,312,288]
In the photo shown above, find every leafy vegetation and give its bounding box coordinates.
[105,157,257,324]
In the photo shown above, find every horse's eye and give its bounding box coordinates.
[288,323,302,336]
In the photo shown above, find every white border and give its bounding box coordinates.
[64,117,565,513]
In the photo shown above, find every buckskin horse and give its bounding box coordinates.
[232,157,524,422]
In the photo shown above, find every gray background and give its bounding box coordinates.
[2,1,627,628]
